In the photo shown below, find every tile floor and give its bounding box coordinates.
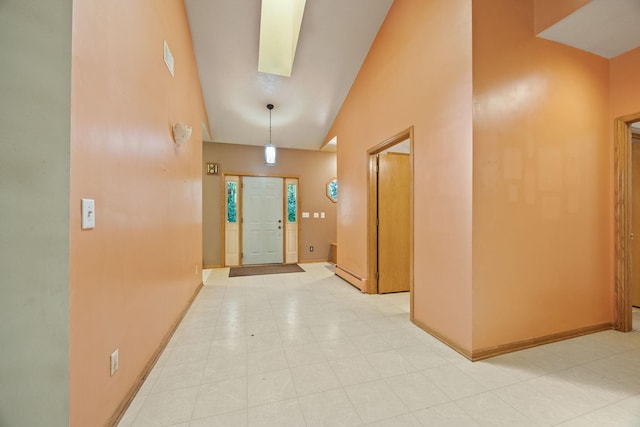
[119,263,640,426]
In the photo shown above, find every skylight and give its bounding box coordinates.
[258,0,307,77]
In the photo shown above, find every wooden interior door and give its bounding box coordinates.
[377,153,411,293]
[632,140,640,307]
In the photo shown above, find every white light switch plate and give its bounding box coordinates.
[302,212,310,218]
[81,198,95,229]
[313,212,319,219]
[320,212,325,219]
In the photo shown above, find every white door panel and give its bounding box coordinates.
[243,177,283,264]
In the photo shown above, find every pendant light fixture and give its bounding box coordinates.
[264,104,277,166]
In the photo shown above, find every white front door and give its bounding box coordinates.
[242,176,283,265]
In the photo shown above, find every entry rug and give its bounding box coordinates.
[228,264,305,277]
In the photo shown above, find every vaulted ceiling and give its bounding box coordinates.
[185,0,393,151]
[186,0,640,151]
[538,0,640,59]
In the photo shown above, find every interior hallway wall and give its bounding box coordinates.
[471,0,612,351]
[0,1,72,425]
[69,0,208,425]
[610,46,640,119]
[326,0,474,351]
[203,142,337,266]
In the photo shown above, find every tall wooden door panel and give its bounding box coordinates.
[377,153,411,293]
[632,140,640,307]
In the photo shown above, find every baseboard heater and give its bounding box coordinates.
[335,264,367,292]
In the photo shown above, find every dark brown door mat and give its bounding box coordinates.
[228,264,305,277]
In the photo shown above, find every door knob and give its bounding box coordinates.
[278,226,282,230]
[632,233,635,240]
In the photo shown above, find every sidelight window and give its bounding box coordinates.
[227,181,238,223]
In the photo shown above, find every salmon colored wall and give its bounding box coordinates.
[611,46,640,120]
[326,0,474,350]
[533,0,591,34]
[69,1,208,425]
[472,0,612,350]
[202,142,337,266]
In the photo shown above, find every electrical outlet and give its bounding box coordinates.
[309,245,314,252]
[110,349,119,376]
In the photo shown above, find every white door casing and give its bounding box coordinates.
[242,176,283,264]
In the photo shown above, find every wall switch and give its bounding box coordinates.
[110,349,119,376]
[313,212,319,218]
[81,199,95,230]
[302,212,310,218]
[320,212,325,219]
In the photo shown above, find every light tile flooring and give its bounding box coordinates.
[119,263,640,426]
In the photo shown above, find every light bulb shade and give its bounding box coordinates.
[265,144,277,165]
[172,122,192,144]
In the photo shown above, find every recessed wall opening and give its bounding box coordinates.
[614,113,640,333]
[222,173,300,267]
[367,126,415,315]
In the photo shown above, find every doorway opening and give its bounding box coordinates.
[222,174,300,266]
[614,113,640,332]
[367,126,414,313]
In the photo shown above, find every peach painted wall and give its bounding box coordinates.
[326,0,474,350]
[203,142,337,266]
[533,0,591,34]
[471,0,612,350]
[611,46,640,119]
[69,0,208,425]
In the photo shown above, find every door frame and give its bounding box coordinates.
[221,172,301,266]
[615,113,640,332]
[367,126,414,310]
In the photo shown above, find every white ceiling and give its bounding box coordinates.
[185,0,393,150]
[186,1,639,151]
[538,0,640,59]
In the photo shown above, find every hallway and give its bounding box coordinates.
[119,263,640,426]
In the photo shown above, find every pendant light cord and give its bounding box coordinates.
[269,108,272,144]
[267,103,274,145]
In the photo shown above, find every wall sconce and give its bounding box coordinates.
[172,122,192,145]
[264,104,277,166]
